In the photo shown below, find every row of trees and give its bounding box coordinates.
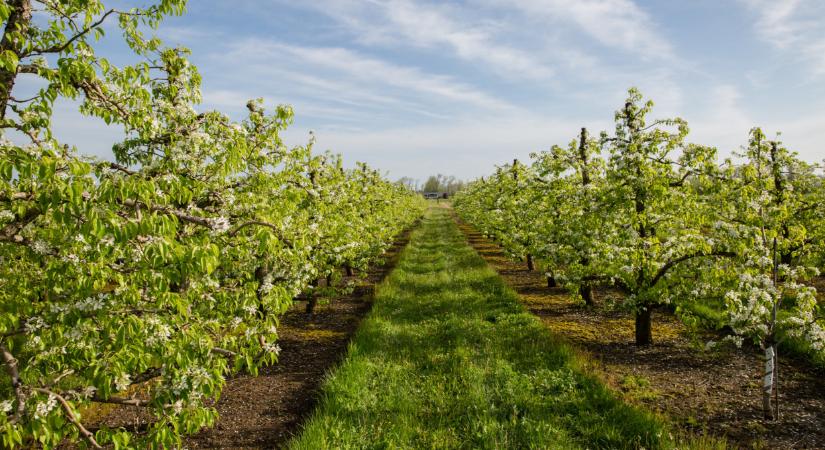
[454,88,824,419]
[0,1,424,448]
[397,174,466,195]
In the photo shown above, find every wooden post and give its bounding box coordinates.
[578,127,593,307]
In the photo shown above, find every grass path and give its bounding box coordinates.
[288,207,690,449]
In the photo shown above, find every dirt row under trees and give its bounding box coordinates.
[75,228,414,450]
[457,218,825,449]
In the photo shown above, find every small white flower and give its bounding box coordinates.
[81,386,97,398]
[114,373,131,391]
[34,395,57,419]
[171,399,184,414]
[100,235,115,247]
[260,274,274,294]
[263,342,281,355]
[32,240,50,255]
[0,399,13,414]
[210,216,231,234]
[61,254,80,263]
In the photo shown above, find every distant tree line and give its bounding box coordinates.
[397,174,466,195]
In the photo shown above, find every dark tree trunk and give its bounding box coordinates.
[780,249,792,267]
[526,254,534,271]
[547,275,557,288]
[326,274,332,287]
[345,265,354,276]
[305,279,319,316]
[635,306,652,345]
[579,284,593,306]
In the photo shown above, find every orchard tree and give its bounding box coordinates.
[716,129,824,419]
[531,128,606,304]
[455,161,546,272]
[601,88,730,345]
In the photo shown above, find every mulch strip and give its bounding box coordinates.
[457,219,825,449]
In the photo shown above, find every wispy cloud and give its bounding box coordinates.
[739,0,825,75]
[221,39,521,113]
[493,0,673,57]
[287,0,560,80]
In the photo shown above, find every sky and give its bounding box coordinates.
[42,0,825,182]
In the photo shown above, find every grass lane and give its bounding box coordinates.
[289,207,705,449]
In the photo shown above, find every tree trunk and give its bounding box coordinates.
[526,254,534,271]
[763,345,776,420]
[305,279,319,316]
[254,263,270,318]
[326,274,332,287]
[547,275,557,288]
[305,296,317,316]
[345,265,354,276]
[0,0,32,118]
[635,306,652,345]
[580,284,593,306]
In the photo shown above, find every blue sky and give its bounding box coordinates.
[47,0,825,181]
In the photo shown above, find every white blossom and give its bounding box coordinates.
[210,216,231,234]
[32,240,50,255]
[34,395,57,419]
[114,373,131,391]
[263,342,281,355]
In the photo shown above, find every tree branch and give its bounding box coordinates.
[210,347,236,358]
[33,388,102,449]
[0,344,25,421]
[121,199,213,228]
[28,9,118,56]
[91,394,150,407]
[651,250,737,287]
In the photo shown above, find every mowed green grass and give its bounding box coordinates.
[289,207,704,449]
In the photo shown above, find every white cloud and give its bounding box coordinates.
[288,0,559,80]
[221,39,520,113]
[494,0,673,57]
[739,0,825,76]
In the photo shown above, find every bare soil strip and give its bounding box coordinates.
[457,218,825,449]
